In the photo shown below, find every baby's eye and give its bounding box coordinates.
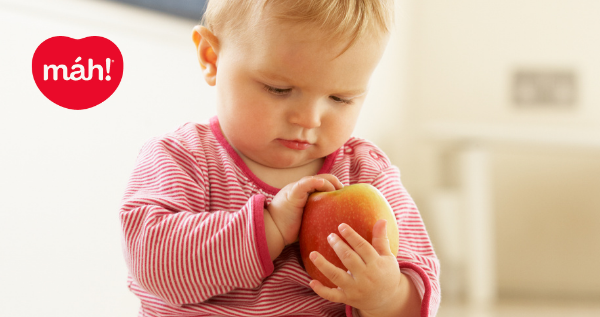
[263,85,291,96]
[330,95,353,105]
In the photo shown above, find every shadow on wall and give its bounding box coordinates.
[107,0,208,20]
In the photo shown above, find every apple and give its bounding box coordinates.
[299,183,399,288]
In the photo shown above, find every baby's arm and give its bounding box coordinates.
[365,166,441,317]
[263,208,286,261]
[121,136,317,307]
[333,140,440,317]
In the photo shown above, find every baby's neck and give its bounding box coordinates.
[240,156,325,189]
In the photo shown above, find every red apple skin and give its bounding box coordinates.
[299,183,399,288]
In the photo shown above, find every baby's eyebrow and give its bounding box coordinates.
[256,70,293,84]
[340,90,368,98]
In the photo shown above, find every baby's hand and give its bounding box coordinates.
[267,174,343,246]
[308,220,404,316]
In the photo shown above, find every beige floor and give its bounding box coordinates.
[437,299,600,317]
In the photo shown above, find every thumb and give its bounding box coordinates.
[372,219,392,256]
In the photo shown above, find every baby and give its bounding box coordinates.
[119,1,440,316]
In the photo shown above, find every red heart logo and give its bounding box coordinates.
[32,36,124,110]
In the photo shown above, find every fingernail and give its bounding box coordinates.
[310,252,317,261]
[328,233,336,242]
[338,223,347,233]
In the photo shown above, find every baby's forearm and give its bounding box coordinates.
[263,208,286,261]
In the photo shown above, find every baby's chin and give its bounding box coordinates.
[256,153,323,170]
[262,157,315,169]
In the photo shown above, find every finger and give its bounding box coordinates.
[316,174,344,190]
[370,219,394,256]
[309,279,347,304]
[337,223,380,264]
[312,177,337,193]
[309,251,353,289]
[286,176,326,207]
[327,232,366,274]
[297,176,328,193]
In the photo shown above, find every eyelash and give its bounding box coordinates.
[330,96,354,105]
[263,85,290,96]
[262,85,354,105]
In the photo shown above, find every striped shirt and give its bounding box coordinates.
[120,116,440,317]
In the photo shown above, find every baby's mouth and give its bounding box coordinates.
[276,139,313,150]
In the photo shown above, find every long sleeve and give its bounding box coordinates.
[120,135,274,307]
[333,140,441,317]
[374,166,440,317]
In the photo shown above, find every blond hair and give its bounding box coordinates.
[200,0,394,51]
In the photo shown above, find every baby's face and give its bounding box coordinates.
[212,19,388,170]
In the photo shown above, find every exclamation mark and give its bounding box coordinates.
[106,58,112,81]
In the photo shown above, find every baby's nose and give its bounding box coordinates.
[289,102,322,129]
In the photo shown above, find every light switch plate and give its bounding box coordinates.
[512,68,577,108]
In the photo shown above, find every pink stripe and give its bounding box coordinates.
[252,194,275,277]
[399,262,433,317]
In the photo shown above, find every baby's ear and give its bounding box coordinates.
[192,26,202,48]
[192,25,219,86]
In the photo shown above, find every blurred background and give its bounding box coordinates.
[1,0,599,316]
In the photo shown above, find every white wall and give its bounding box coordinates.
[404,0,600,300]
[354,0,412,159]
[0,0,215,316]
[409,0,600,128]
